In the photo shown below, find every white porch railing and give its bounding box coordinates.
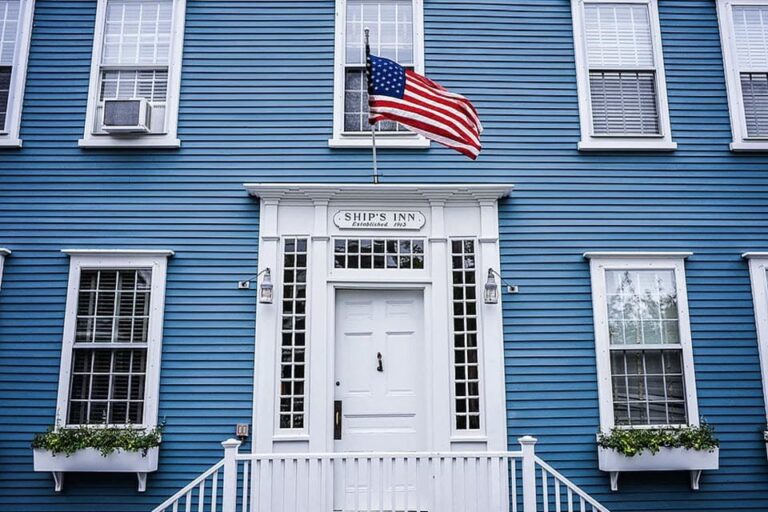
[151,437,609,512]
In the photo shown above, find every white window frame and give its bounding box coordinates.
[78,0,186,149]
[744,253,768,425]
[0,0,34,148]
[717,0,768,151]
[54,249,173,429]
[328,0,430,149]
[585,252,699,430]
[571,0,677,151]
[0,248,10,289]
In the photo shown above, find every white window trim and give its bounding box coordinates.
[328,0,430,149]
[0,248,10,289]
[744,253,768,424]
[54,249,173,429]
[78,0,186,149]
[585,251,699,430]
[0,0,34,148]
[571,0,677,152]
[717,0,768,152]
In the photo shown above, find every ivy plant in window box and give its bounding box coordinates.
[597,423,719,491]
[32,424,162,492]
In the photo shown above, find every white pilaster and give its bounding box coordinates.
[252,195,283,452]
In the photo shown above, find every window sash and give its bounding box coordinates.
[277,237,309,431]
[450,239,482,432]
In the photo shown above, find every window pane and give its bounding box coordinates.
[345,0,413,66]
[67,348,147,425]
[278,238,309,430]
[100,69,169,103]
[0,1,21,66]
[451,239,481,431]
[103,0,173,66]
[741,73,768,138]
[589,71,660,135]
[0,66,9,129]
[611,348,687,426]
[584,3,654,68]
[605,269,678,345]
[732,6,768,70]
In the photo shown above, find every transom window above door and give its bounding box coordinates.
[329,0,428,148]
[333,238,425,269]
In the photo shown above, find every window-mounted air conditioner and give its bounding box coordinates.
[103,98,152,133]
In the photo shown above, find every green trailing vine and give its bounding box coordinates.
[597,422,719,457]
[32,424,163,457]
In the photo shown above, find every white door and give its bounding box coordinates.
[334,288,425,452]
[333,289,426,511]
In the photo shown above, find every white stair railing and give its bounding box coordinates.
[151,436,610,512]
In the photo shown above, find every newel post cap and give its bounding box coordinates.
[518,435,538,446]
[221,438,242,450]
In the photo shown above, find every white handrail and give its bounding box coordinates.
[535,456,610,512]
[151,460,224,512]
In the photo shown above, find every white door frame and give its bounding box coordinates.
[244,184,513,455]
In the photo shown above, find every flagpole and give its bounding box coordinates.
[364,27,379,184]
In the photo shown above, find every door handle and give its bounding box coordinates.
[377,352,384,372]
[334,400,342,440]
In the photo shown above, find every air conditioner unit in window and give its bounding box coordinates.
[102,98,152,133]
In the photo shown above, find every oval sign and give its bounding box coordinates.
[333,210,426,230]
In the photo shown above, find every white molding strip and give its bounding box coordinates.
[244,183,513,203]
[744,252,768,259]
[584,251,693,260]
[62,249,175,257]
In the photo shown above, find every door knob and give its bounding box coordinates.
[376,352,384,372]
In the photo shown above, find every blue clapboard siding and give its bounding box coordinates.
[0,0,767,511]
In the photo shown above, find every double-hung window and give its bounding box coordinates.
[571,0,676,151]
[55,250,172,428]
[718,1,768,151]
[0,0,34,147]
[330,0,428,148]
[586,253,699,430]
[80,0,185,148]
[745,253,768,426]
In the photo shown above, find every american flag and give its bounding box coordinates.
[366,54,483,160]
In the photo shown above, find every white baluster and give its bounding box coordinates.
[542,468,549,512]
[197,480,205,512]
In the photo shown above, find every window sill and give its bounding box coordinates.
[328,135,430,149]
[78,135,181,149]
[0,137,22,148]
[578,139,677,152]
[730,141,768,152]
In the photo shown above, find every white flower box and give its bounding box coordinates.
[598,445,719,491]
[33,447,159,492]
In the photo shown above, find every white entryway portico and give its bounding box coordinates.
[244,184,512,456]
